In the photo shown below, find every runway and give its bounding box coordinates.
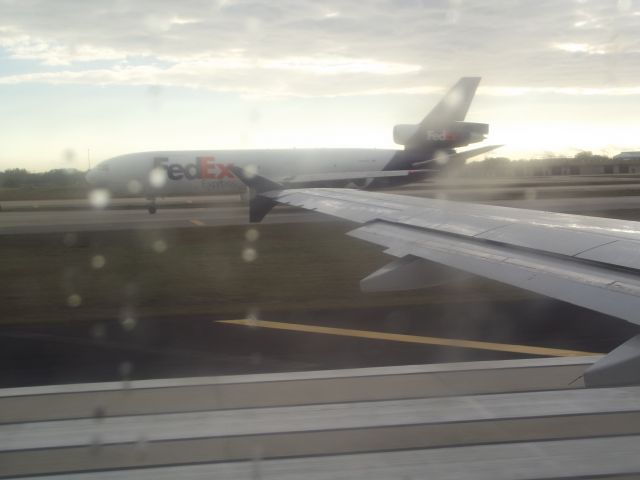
[1,300,636,388]
[0,205,333,235]
[1,176,639,382]
[3,177,640,478]
[2,299,639,478]
[2,193,640,235]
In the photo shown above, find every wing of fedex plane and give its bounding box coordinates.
[233,166,640,388]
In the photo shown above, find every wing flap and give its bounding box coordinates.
[349,221,640,325]
[476,223,616,257]
[577,240,640,271]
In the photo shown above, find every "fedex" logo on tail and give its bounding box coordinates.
[425,130,458,142]
[153,157,235,181]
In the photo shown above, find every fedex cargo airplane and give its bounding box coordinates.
[86,77,499,213]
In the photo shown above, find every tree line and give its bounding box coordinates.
[0,152,625,187]
[0,169,87,188]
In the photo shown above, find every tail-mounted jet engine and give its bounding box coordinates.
[393,121,489,150]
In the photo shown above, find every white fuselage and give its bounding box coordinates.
[87,149,399,197]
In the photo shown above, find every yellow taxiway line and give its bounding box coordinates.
[217,319,599,357]
[189,219,206,226]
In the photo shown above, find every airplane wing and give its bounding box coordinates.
[232,167,640,327]
[276,169,432,185]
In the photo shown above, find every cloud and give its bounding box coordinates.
[553,42,608,55]
[0,58,427,97]
[0,30,126,65]
[0,0,639,96]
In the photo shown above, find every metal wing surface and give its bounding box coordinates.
[258,187,640,326]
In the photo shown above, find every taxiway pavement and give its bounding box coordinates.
[2,193,640,235]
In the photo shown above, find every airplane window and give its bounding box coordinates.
[1,1,640,478]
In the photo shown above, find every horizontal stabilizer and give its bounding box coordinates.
[413,145,502,168]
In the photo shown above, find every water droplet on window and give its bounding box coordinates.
[91,255,106,269]
[120,315,137,331]
[149,167,167,188]
[245,228,260,242]
[127,179,143,194]
[434,150,450,165]
[152,239,167,253]
[89,189,110,209]
[444,88,463,108]
[243,165,258,179]
[62,148,77,165]
[67,293,82,307]
[246,309,260,325]
[242,247,257,262]
[246,313,258,327]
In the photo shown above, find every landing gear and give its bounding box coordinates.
[147,198,157,214]
[240,188,251,205]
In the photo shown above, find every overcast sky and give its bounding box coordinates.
[1,0,639,171]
